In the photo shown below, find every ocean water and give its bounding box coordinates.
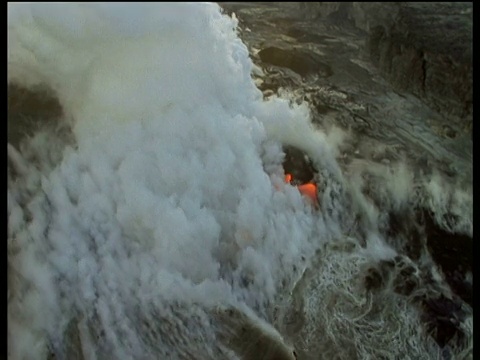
[7,3,472,359]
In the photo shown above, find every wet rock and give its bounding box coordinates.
[393,262,419,297]
[258,47,333,78]
[423,210,472,307]
[387,211,425,261]
[367,253,468,348]
[369,256,421,296]
[364,267,383,291]
[365,257,422,294]
[421,295,466,349]
[365,250,470,348]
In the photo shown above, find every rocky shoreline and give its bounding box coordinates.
[220,2,472,354]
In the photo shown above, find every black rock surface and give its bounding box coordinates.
[299,2,472,132]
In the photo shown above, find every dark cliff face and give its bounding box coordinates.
[299,2,472,132]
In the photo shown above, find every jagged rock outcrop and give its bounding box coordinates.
[299,2,472,131]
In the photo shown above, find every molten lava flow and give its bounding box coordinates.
[284,173,293,183]
[284,173,318,206]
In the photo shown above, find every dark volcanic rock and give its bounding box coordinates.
[365,3,472,126]
[285,28,336,44]
[423,211,473,307]
[299,2,472,131]
[421,294,466,349]
[258,47,333,78]
[282,146,317,184]
[8,84,63,147]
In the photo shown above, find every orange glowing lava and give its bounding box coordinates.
[284,173,318,206]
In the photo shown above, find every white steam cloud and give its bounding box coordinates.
[7,2,471,359]
[8,3,324,358]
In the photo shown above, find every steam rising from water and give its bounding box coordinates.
[8,3,472,359]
